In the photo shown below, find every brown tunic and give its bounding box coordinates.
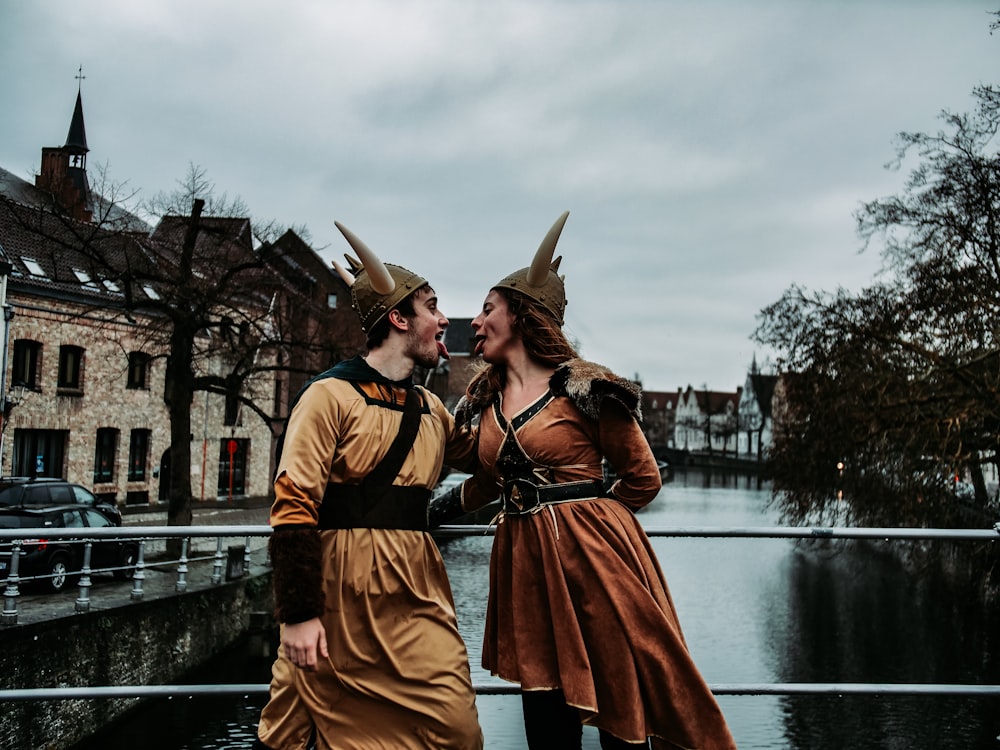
[257,361,483,750]
[462,361,737,749]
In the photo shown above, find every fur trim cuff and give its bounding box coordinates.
[269,527,325,624]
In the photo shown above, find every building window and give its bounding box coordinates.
[58,345,84,390]
[224,387,240,426]
[22,258,48,278]
[327,292,338,309]
[94,428,119,483]
[12,340,42,389]
[128,429,151,481]
[126,490,149,506]
[127,351,150,389]
[217,438,248,497]
[12,429,67,477]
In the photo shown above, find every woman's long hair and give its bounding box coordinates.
[467,288,578,399]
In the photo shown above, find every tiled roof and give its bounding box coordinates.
[0,189,279,312]
[642,389,680,411]
[0,192,153,306]
[0,165,149,233]
[150,214,254,251]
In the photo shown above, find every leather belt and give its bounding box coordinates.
[501,478,604,515]
[318,484,431,531]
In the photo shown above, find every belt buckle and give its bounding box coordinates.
[503,478,541,514]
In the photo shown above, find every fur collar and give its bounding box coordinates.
[455,358,642,426]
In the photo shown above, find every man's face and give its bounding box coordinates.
[403,287,450,369]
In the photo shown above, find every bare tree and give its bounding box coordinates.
[754,77,1000,530]
[0,169,360,528]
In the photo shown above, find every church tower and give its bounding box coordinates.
[35,67,92,222]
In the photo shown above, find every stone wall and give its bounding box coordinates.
[0,572,273,750]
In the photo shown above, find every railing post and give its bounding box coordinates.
[175,537,189,593]
[211,538,224,585]
[243,536,252,577]
[130,541,146,601]
[1,542,21,626]
[74,541,93,613]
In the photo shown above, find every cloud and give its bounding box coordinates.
[0,0,995,392]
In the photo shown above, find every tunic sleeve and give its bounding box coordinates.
[459,470,501,512]
[431,396,479,475]
[598,399,661,511]
[270,381,342,528]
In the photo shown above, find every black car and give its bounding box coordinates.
[0,477,121,523]
[0,505,137,593]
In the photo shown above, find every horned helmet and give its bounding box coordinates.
[492,211,569,325]
[332,222,428,333]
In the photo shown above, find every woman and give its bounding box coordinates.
[436,212,737,749]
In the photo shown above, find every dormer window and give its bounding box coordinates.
[22,258,47,278]
[73,269,99,288]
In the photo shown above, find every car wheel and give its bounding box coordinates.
[114,545,138,580]
[46,553,74,593]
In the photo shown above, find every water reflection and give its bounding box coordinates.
[71,468,999,749]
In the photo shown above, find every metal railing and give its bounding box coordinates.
[0,525,265,623]
[0,521,998,702]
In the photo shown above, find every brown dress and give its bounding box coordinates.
[461,359,737,749]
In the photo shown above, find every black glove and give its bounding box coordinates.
[427,484,466,529]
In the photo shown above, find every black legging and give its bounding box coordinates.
[521,689,651,749]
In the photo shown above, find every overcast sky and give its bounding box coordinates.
[1,1,996,392]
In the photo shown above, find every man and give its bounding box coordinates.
[253,222,483,750]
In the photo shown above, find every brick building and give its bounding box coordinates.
[0,86,362,508]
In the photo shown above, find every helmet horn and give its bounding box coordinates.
[332,260,356,286]
[334,222,396,296]
[526,211,569,287]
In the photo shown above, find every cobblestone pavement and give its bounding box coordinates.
[2,501,273,629]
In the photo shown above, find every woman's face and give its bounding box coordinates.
[471,290,517,363]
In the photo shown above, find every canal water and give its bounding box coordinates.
[71,468,1000,749]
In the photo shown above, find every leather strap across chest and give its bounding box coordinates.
[318,387,431,531]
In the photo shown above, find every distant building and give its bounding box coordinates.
[641,389,680,459]
[674,385,742,455]
[737,358,778,461]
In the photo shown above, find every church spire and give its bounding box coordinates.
[64,66,89,161]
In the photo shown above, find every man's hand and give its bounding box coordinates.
[282,618,329,671]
